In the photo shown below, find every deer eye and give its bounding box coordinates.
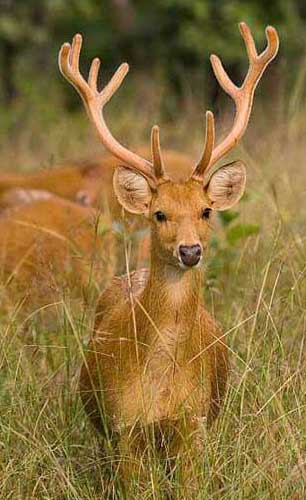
[154,211,167,222]
[201,208,211,220]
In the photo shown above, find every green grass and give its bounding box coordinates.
[0,80,305,498]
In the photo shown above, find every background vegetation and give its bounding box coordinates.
[0,1,306,498]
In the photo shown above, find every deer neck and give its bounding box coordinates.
[140,241,203,324]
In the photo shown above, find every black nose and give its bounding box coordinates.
[178,244,202,267]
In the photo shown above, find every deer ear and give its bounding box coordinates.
[113,166,152,215]
[205,160,246,210]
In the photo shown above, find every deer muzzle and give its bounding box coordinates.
[178,244,202,268]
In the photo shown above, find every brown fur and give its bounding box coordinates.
[78,172,246,489]
[0,158,114,211]
[0,196,113,318]
[0,149,193,215]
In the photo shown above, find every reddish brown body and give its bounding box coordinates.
[0,196,113,317]
[0,157,116,212]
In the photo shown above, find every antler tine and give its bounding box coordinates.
[209,55,238,98]
[260,25,279,64]
[98,62,130,105]
[239,22,258,61]
[88,57,101,91]
[239,22,279,89]
[59,34,156,185]
[203,22,279,182]
[151,125,167,181]
[59,35,90,99]
[70,33,82,71]
[192,111,215,180]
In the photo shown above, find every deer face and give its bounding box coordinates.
[150,180,212,268]
[113,160,246,269]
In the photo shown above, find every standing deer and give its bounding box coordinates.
[59,22,279,491]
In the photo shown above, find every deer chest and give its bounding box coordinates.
[118,327,211,428]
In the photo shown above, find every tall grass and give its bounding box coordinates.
[0,72,305,498]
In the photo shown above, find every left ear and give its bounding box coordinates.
[205,160,246,210]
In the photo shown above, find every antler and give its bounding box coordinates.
[192,22,279,183]
[59,25,279,188]
[59,34,164,186]
[192,111,215,180]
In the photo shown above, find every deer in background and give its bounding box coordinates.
[59,22,279,492]
[0,195,113,321]
[0,151,194,214]
[0,156,118,212]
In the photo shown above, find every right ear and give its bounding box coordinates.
[113,166,152,215]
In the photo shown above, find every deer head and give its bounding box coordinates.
[59,23,279,269]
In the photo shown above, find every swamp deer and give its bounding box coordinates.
[0,195,113,320]
[0,157,118,212]
[59,22,279,490]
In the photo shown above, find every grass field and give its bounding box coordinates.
[0,79,305,498]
